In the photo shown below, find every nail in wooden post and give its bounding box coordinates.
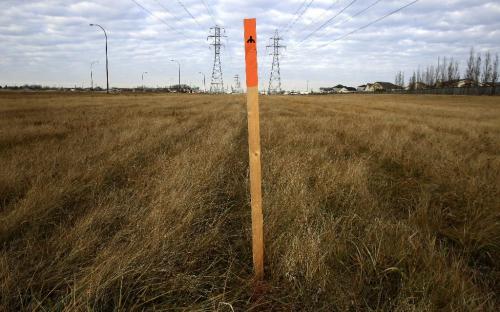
[244,18,264,281]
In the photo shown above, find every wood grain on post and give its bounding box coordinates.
[244,18,264,281]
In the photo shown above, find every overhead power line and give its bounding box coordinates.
[314,0,340,23]
[284,0,315,34]
[280,0,308,32]
[322,0,419,47]
[297,0,339,34]
[153,0,183,24]
[176,0,203,29]
[300,0,358,43]
[299,0,383,46]
[200,0,217,25]
[336,0,383,28]
[130,0,185,36]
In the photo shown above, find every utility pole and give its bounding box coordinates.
[89,24,109,93]
[170,59,181,91]
[267,30,285,95]
[307,80,309,93]
[142,71,148,91]
[208,26,226,93]
[233,74,241,93]
[90,61,98,91]
[198,72,206,93]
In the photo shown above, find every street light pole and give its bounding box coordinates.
[90,23,109,94]
[198,72,206,93]
[142,71,148,91]
[90,61,98,91]
[170,59,180,91]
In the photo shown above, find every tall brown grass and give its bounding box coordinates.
[0,92,498,310]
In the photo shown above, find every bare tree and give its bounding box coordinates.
[433,56,449,87]
[447,60,460,83]
[423,66,431,86]
[404,49,487,91]
[466,47,475,81]
[440,56,447,83]
[409,71,416,91]
[447,58,454,82]
[453,60,460,81]
[428,65,435,86]
[435,57,441,84]
[394,71,401,86]
[482,51,492,85]
[447,58,460,82]
[473,52,482,86]
[492,54,498,95]
[395,71,405,88]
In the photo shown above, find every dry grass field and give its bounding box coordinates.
[0,92,499,311]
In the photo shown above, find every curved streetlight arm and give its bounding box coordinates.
[90,23,107,39]
[90,23,109,93]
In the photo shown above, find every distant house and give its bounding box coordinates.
[357,85,366,92]
[365,82,402,92]
[434,79,475,88]
[408,82,429,90]
[405,82,428,90]
[478,81,500,87]
[416,82,428,90]
[333,84,345,92]
[319,87,336,94]
[338,87,357,93]
[433,79,468,88]
[448,79,470,88]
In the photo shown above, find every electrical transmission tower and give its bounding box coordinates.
[267,30,286,94]
[208,26,226,93]
[267,30,286,95]
[233,74,241,93]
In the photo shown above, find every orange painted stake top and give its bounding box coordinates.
[244,18,258,88]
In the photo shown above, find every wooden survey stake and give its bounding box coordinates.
[244,18,264,281]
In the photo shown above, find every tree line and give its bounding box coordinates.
[395,48,499,91]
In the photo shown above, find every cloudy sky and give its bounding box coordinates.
[1,0,499,91]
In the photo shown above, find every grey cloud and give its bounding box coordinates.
[0,0,499,90]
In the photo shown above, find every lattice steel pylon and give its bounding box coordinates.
[208,25,226,93]
[267,30,286,95]
[233,74,241,93]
